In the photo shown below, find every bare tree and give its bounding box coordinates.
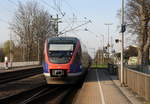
[33,9,56,63]
[125,0,150,65]
[10,1,56,62]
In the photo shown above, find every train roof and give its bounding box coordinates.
[48,37,79,44]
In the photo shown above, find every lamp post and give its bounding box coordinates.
[99,34,104,64]
[121,0,125,86]
[96,34,104,64]
[104,23,113,61]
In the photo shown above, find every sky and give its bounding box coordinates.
[0,0,122,58]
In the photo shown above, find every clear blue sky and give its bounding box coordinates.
[0,0,122,57]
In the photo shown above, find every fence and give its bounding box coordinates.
[0,61,40,69]
[118,66,150,101]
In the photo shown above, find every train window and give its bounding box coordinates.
[49,44,74,51]
[48,51,73,64]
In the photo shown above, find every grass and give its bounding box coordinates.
[91,64,108,68]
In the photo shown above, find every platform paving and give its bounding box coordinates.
[74,69,132,104]
[74,69,102,104]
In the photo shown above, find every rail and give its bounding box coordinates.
[118,66,150,101]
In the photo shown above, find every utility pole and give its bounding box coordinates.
[56,14,59,35]
[53,14,62,36]
[101,34,104,64]
[104,23,112,60]
[111,36,113,53]
[121,0,126,86]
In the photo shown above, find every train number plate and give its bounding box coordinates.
[51,70,64,77]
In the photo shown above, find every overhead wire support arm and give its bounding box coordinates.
[58,20,92,36]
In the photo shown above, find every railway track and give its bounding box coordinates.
[0,66,43,84]
[23,85,73,104]
[0,84,81,104]
[0,66,86,104]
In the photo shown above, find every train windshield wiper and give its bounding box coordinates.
[49,51,72,58]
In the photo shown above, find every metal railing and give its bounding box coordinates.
[118,66,150,101]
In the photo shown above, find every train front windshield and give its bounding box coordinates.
[48,44,74,64]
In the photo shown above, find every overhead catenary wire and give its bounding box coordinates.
[59,20,91,35]
[6,0,91,39]
[0,18,9,24]
[42,0,60,13]
[60,15,90,35]
[53,0,82,34]
[56,0,75,31]
[0,0,18,24]
[52,0,65,16]
[63,0,79,20]
[40,0,88,37]
[62,0,79,30]
[7,0,18,7]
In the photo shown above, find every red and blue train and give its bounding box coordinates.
[43,37,91,84]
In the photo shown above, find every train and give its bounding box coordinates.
[43,37,91,84]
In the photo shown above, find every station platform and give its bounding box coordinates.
[0,65,42,74]
[74,69,133,104]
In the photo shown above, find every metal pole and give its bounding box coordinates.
[121,0,125,86]
[102,35,104,64]
[111,36,113,53]
[106,24,110,59]
[108,25,109,47]
[104,23,112,61]
[56,14,59,36]
[22,41,24,61]
[38,38,40,61]
[102,35,104,52]
[10,32,12,68]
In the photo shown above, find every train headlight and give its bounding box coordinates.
[80,65,82,69]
